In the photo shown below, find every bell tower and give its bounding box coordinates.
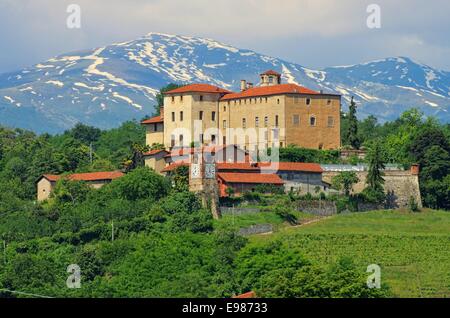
[189,150,221,219]
[260,70,281,87]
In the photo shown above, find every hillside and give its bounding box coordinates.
[245,210,450,297]
[1,33,450,133]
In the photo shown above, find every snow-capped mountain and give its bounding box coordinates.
[1,32,449,133]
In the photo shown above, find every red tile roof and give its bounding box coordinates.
[220,83,320,100]
[217,162,258,171]
[260,70,281,76]
[233,291,257,299]
[161,162,189,173]
[218,172,284,185]
[42,174,60,182]
[164,84,231,95]
[258,162,323,173]
[143,149,168,156]
[141,114,163,124]
[41,171,124,182]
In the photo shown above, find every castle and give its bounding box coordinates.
[142,70,341,152]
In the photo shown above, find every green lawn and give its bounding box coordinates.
[229,209,450,298]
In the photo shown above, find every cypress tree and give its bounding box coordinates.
[366,141,385,192]
[346,96,360,149]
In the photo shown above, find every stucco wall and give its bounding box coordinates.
[37,178,54,201]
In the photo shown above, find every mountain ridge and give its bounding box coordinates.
[1,32,449,134]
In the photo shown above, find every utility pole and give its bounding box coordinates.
[89,142,93,165]
[3,240,6,265]
[111,220,114,242]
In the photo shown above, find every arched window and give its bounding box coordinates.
[310,116,316,126]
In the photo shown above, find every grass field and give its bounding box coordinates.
[223,209,450,298]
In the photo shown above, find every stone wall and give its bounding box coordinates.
[322,167,422,209]
[296,200,337,216]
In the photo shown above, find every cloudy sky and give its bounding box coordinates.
[1,0,450,73]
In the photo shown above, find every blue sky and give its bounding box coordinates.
[1,0,450,73]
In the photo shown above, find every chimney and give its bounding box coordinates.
[247,82,253,89]
[240,80,247,92]
[411,164,420,176]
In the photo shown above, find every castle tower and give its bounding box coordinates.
[189,150,221,219]
[260,70,281,86]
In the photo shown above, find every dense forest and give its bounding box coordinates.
[0,103,448,297]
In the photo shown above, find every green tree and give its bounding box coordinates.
[345,97,360,149]
[70,123,101,145]
[111,167,169,201]
[366,141,386,192]
[332,171,359,196]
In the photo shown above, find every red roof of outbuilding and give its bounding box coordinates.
[143,149,168,156]
[220,83,320,100]
[233,291,257,299]
[218,172,284,185]
[161,162,189,173]
[217,162,258,171]
[164,84,231,95]
[41,171,124,182]
[141,115,163,124]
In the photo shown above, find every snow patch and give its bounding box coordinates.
[46,80,64,87]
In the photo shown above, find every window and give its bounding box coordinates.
[265,97,268,103]
[327,99,332,105]
[212,111,216,121]
[211,135,216,144]
[306,98,311,105]
[223,105,226,112]
[223,136,226,145]
[199,95,204,101]
[180,111,183,121]
[199,110,203,120]
[200,134,204,143]
[171,135,176,148]
[277,99,280,104]
[171,112,175,122]
[293,114,300,126]
[269,77,274,83]
[275,115,279,127]
[152,124,157,132]
[179,134,184,145]
[255,116,259,127]
[242,118,246,129]
[310,116,316,126]
[180,95,183,102]
[223,120,227,129]
[264,116,268,127]
[327,116,334,127]
[171,96,175,103]
[260,97,263,103]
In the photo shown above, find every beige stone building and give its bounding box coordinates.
[36,171,124,201]
[142,70,341,154]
